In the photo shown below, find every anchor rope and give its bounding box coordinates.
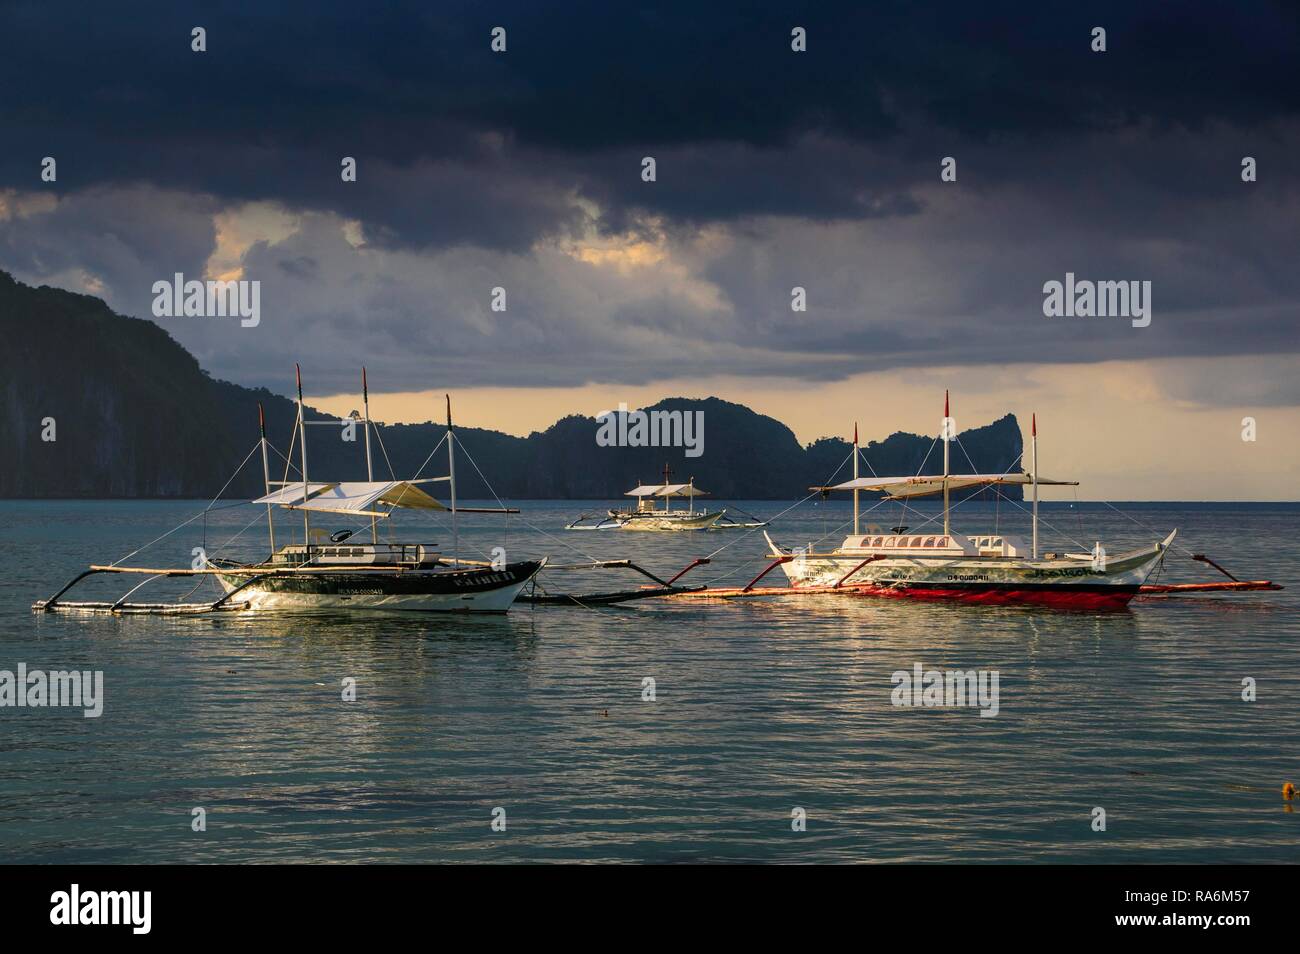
[179,507,275,603]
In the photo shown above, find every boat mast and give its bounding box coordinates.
[1031,412,1039,559]
[258,401,275,554]
[853,422,860,536]
[688,476,695,515]
[447,394,458,566]
[362,367,377,545]
[296,364,311,549]
[942,390,950,536]
[662,462,672,513]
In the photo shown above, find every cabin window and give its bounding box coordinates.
[873,537,883,546]
[924,537,935,547]
[938,537,949,547]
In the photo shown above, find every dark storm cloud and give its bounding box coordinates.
[1,1,1297,250]
[0,1,1297,394]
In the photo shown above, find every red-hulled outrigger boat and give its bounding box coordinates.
[748,393,1268,610]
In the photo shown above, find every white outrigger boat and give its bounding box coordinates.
[35,367,544,615]
[760,395,1176,609]
[566,464,766,531]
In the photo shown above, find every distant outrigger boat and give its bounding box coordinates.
[565,464,767,531]
[762,395,1175,609]
[35,367,544,615]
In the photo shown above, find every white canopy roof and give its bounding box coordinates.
[813,473,1077,499]
[625,482,709,498]
[254,480,448,516]
[254,482,334,506]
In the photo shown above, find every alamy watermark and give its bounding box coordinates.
[595,403,704,458]
[891,663,999,718]
[152,272,260,327]
[0,664,103,718]
[50,885,150,934]
[1042,272,1150,328]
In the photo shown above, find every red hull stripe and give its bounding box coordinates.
[851,583,1140,609]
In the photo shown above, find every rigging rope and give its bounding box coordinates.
[697,445,857,563]
[950,432,1175,554]
[450,433,603,565]
[110,440,262,567]
[1095,500,1197,558]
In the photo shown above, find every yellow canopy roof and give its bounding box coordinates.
[253,480,447,516]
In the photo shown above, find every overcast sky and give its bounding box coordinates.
[1,2,1296,497]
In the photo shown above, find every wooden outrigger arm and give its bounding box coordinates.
[1191,553,1239,582]
[741,556,792,593]
[36,568,103,610]
[666,558,711,585]
[833,555,884,588]
[515,556,713,606]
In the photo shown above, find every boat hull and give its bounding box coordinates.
[614,511,724,531]
[214,560,544,614]
[773,539,1170,609]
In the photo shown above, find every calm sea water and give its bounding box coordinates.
[1,498,1297,863]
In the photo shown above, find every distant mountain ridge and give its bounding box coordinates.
[0,270,1024,499]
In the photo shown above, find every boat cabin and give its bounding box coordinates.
[837,532,1029,558]
[270,543,440,567]
[968,535,1028,557]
